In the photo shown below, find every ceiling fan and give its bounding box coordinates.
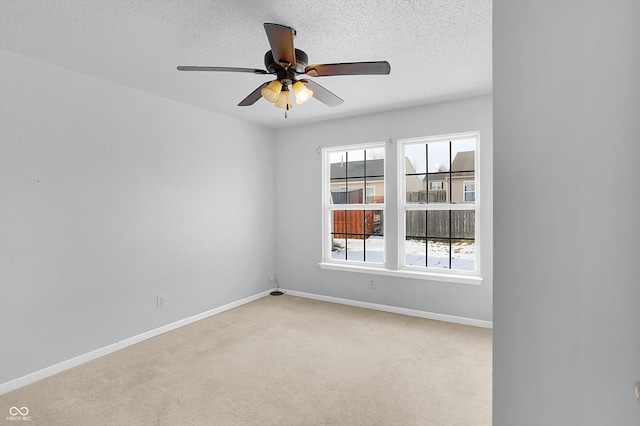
[177,23,391,117]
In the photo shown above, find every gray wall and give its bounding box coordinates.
[0,50,276,384]
[493,1,640,424]
[274,95,493,322]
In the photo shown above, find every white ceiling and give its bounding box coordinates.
[0,0,492,129]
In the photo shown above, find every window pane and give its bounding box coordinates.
[427,238,450,268]
[364,148,384,203]
[404,144,425,204]
[405,175,426,204]
[364,210,384,263]
[405,210,426,239]
[329,150,348,181]
[405,235,452,269]
[331,210,384,263]
[449,172,475,204]
[426,174,448,203]
[331,236,346,260]
[451,210,475,239]
[427,210,449,239]
[405,209,475,271]
[451,139,475,172]
[451,239,475,271]
[331,184,364,204]
[330,209,346,260]
[346,148,367,178]
[428,141,450,173]
[404,144,426,174]
[405,237,426,267]
[365,147,385,178]
[330,148,384,204]
[329,150,348,204]
[331,209,348,245]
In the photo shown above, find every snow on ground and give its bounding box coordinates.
[332,236,475,271]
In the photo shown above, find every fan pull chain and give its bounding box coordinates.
[285,104,289,118]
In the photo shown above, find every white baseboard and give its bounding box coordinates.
[0,289,272,395]
[282,289,493,329]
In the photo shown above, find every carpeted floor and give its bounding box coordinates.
[0,295,492,425]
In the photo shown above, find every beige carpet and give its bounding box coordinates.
[0,295,492,425]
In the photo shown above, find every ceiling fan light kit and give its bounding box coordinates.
[292,81,312,104]
[275,86,292,109]
[178,23,390,118]
[261,80,282,103]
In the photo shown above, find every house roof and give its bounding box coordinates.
[451,151,475,172]
[330,159,384,180]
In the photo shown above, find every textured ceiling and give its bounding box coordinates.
[0,0,492,129]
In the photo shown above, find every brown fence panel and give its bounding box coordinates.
[333,210,375,239]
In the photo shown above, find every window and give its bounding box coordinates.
[321,132,480,283]
[323,143,385,265]
[401,133,478,274]
[463,181,475,202]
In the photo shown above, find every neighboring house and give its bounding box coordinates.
[410,151,475,204]
[330,158,384,204]
[328,153,474,239]
[448,151,475,203]
[404,158,422,195]
[330,158,422,204]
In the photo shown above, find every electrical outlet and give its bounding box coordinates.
[268,275,274,282]
[369,280,376,289]
[157,295,166,309]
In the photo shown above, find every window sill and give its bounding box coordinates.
[318,262,483,285]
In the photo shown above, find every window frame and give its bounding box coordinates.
[398,132,481,278]
[319,133,482,285]
[321,141,387,269]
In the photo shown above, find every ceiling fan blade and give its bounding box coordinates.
[177,66,268,74]
[305,61,391,77]
[238,82,269,106]
[264,23,296,67]
[302,80,343,107]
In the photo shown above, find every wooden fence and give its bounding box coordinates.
[405,210,475,239]
[406,190,447,203]
[332,209,473,240]
[332,210,382,239]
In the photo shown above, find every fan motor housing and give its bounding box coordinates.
[264,49,308,74]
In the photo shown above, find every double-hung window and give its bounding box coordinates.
[322,143,385,265]
[400,133,479,275]
[321,132,480,283]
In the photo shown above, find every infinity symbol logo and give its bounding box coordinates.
[9,407,29,416]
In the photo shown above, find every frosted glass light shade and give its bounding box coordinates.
[292,81,313,104]
[261,80,282,103]
[275,88,292,109]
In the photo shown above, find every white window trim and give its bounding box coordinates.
[397,132,481,279]
[321,142,387,267]
[319,133,482,286]
[318,262,483,285]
